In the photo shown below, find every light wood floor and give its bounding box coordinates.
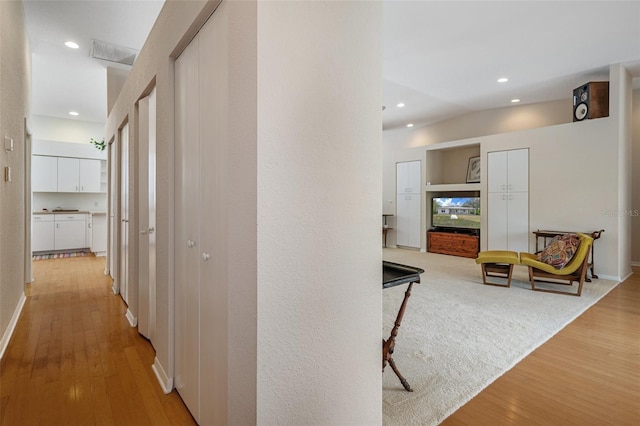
[443,266,640,425]
[2,257,638,425]
[0,255,196,425]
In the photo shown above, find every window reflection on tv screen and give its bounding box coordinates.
[432,197,480,229]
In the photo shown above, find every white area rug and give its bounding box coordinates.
[382,248,619,425]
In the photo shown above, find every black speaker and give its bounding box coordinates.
[573,81,609,122]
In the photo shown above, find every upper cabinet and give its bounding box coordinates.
[57,157,80,192]
[32,155,58,192]
[487,149,529,193]
[32,139,107,193]
[33,155,105,193]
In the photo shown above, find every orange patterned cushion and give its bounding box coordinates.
[537,233,580,269]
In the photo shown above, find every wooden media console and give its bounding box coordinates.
[427,230,479,258]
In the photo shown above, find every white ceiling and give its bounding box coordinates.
[23,1,640,128]
[24,0,165,124]
[382,1,640,130]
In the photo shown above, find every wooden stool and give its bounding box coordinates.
[475,251,520,287]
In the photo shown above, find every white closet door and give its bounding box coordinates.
[396,162,408,194]
[119,123,129,305]
[507,192,529,252]
[406,160,421,194]
[507,149,529,193]
[487,192,508,250]
[396,193,421,248]
[487,151,507,193]
[109,141,118,281]
[174,33,201,422]
[396,161,421,248]
[198,11,228,425]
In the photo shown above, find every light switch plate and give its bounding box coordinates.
[4,136,13,151]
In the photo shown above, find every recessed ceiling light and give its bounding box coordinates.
[65,41,79,49]
[397,103,405,108]
[497,77,508,83]
[406,123,414,128]
[69,111,79,116]
[510,99,520,103]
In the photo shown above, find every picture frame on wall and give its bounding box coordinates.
[466,156,480,183]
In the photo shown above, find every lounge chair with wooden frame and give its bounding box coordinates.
[519,233,594,296]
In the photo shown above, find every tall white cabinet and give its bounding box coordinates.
[487,149,529,252]
[396,161,421,248]
[174,11,228,425]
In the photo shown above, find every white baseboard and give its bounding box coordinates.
[126,309,138,327]
[152,357,173,394]
[631,261,640,267]
[596,273,623,282]
[0,292,26,361]
[112,281,118,295]
[619,270,633,283]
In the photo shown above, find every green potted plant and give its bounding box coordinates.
[90,138,106,151]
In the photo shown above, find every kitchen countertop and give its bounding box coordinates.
[33,210,106,215]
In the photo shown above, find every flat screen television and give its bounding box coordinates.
[431,197,480,231]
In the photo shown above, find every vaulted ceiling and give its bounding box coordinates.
[23,1,640,129]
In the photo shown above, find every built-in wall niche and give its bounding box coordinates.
[425,140,480,191]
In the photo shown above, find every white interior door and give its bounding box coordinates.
[138,95,150,338]
[137,88,157,343]
[120,123,129,304]
[148,88,157,344]
[109,140,118,283]
[174,35,201,421]
[25,121,33,284]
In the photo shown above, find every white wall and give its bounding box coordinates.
[384,66,635,280]
[30,114,104,144]
[32,193,106,212]
[0,0,30,356]
[256,1,382,424]
[106,0,382,424]
[632,88,640,264]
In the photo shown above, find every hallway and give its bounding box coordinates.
[0,256,195,425]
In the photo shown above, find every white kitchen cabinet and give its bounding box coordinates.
[32,156,58,192]
[90,213,107,255]
[57,157,80,192]
[54,214,87,250]
[32,215,55,251]
[33,156,103,193]
[487,149,529,252]
[396,161,421,248]
[79,159,102,192]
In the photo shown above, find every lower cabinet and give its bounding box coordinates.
[54,214,87,250]
[427,231,479,258]
[32,213,88,252]
[32,215,55,251]
[90,214,107,254]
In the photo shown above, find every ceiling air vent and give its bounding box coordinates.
[90,39,138,66]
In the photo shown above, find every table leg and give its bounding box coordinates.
[382,282,414,392]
